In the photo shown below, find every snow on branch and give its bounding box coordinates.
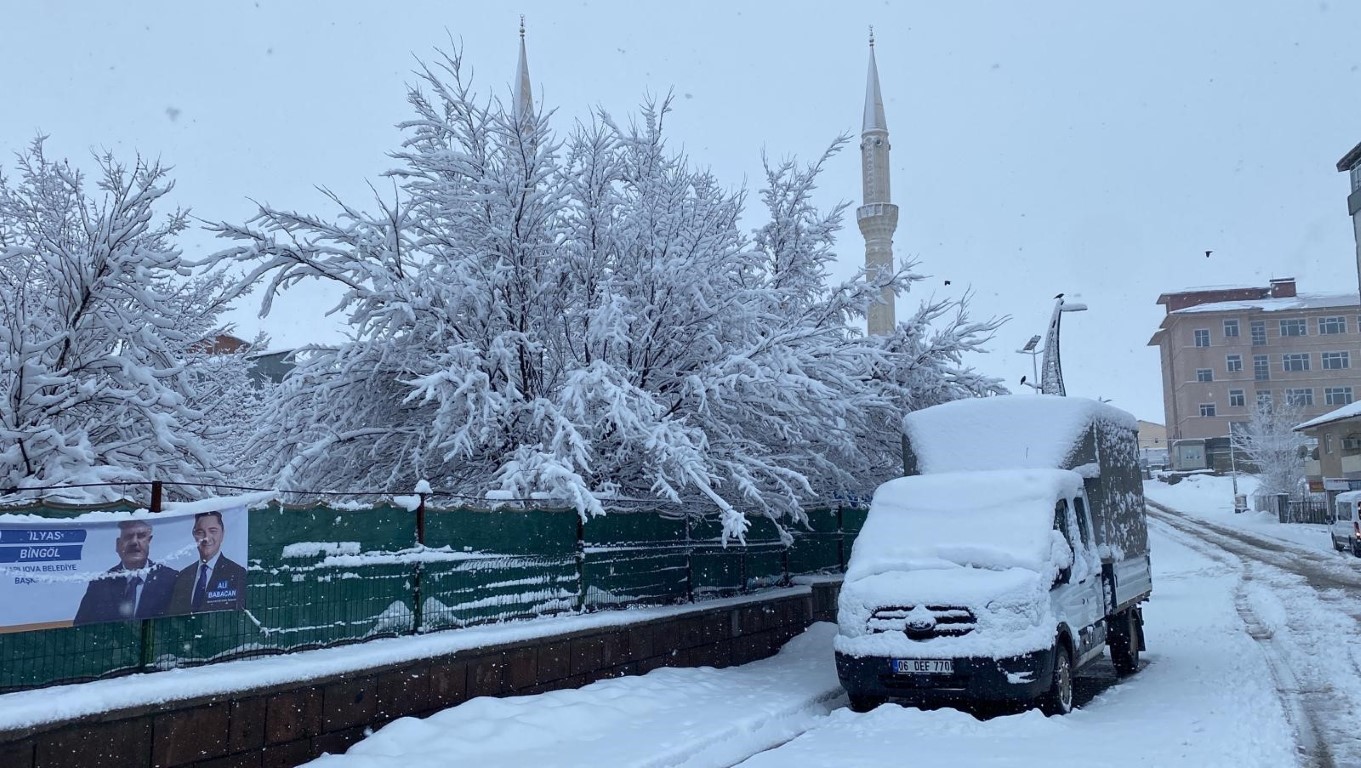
[208,45,1004,540]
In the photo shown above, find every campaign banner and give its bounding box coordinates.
[0,505,249,633]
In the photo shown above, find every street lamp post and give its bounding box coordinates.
[1229,423,1245,513]
[1039,299,1087,396]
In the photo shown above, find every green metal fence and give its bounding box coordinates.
[0,493,867,693]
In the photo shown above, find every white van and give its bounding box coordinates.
[1331,490,1361,556]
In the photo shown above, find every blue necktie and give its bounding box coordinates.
[191,564,209,610]
[123,575,143,618]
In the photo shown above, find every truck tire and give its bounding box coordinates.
[1038,643,1074,716]
[1353,540,1361,558]
[1110,609,1141,676]
[848,693,884,713]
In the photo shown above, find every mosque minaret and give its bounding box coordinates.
[857,30,900,336]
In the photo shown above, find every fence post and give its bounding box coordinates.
[739,539,748,595]
[140,480,163,672]
[412,493,426,634]
[684,514,694,603]
[836,505,846,572]
[781,531,791,587]
[575,513,587,613]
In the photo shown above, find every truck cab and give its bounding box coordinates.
[837,394,1150,715]
[835,468,1113,714]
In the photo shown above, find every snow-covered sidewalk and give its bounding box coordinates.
[307,518,1301,768]
[738,525,1298,767]
[1145,473,1336,554]
[305,623,845,768]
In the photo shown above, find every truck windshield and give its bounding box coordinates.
[849,469,1085,577]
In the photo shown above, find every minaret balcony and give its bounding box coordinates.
[856,202,899,223]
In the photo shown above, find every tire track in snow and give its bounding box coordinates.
[1148,508,1337,768]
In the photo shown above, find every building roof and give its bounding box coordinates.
[1171,292,1359,315]
[1338,140,1361,173]
[1296,400,1361,431]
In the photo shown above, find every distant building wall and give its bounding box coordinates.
[1149,279,1361,442]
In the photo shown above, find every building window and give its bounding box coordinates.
[1254,355,1270,380]
[1326,387,1355,406]
[1322,351,1351,370]
[1223,319,1239,338]
[1319,316,1347,335]
[1279,318,1307,337]
[1256,390,1274,410]
[1199,403,1216,417]
[1250,321,1267,346]
[1282,353,1310,372]
[1352,164,1361,192]
[1193,329,1211,347]
[1226,354,1243,372]
[1286,388,1314,407]
[1196,368,1214,382]
[1229,389,1245,407]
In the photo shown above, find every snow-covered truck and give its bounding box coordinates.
[835,394,1151,715]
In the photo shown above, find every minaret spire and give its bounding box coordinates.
[864,27,887,133]
[858,29,899,336]
[514,15,534,126]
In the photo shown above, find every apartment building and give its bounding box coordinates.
[1339,140,1361,294]
[1148,277,1361,467]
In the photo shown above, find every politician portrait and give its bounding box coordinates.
[169,511,247,613]
[73,519,177,625]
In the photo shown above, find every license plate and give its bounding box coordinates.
[892,659,953,675]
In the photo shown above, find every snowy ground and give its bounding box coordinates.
[1145,472,1335,553]
[7,474,1354,767]
[308,475,1358,768]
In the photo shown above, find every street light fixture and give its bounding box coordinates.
[1016,334,1042,391]
[1039,299,1087,396]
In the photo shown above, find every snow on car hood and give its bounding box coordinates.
[835,565,1055,660]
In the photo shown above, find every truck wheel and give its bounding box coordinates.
[848,693,884,713]
[1039,643,1074,716]
[1353,541,1361,558]
[1110,610,1141,676]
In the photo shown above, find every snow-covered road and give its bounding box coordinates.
[308,481,1359,768]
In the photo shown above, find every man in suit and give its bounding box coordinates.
[169,511,247,614]
[73,520,177,625]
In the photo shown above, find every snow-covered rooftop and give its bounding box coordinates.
[1295,400,1361,431]
[1172,292,1359,315]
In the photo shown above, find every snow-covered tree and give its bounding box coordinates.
[1231,401,1309,497]
[0,139,250,499]
[209,47,1002,539]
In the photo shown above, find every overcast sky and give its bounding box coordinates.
[6,1,1361,423]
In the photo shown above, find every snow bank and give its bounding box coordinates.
[305,623,843,768]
